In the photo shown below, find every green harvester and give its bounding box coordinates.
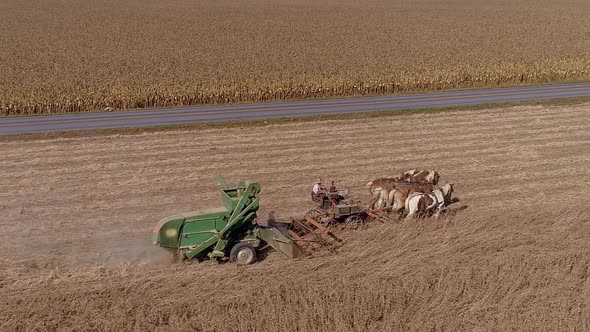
[152,176,305,265]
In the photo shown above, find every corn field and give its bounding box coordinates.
[1,0,589,116]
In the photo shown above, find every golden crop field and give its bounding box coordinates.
[1,0,590,115]
[1,104,589,330]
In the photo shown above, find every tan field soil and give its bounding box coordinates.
[1,104,590,331]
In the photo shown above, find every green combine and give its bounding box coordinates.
[152,176,304,265]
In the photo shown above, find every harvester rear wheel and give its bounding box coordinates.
[230,242,257,265]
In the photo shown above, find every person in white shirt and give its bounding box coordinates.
[311,181,325,203]
[312,182,323,195]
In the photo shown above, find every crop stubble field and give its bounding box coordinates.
[1,0,590,115]
[0,105,589,331]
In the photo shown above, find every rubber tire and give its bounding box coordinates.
[229,242,257,265]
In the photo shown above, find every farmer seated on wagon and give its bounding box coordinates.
[311,181,325,202]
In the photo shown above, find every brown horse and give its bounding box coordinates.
[366,177,403,209]
[402,169,440,185]
[404,183,454,219]
[366,169,440,209]
[387,182,434,212]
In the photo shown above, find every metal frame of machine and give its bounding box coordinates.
[306,182,369,227]
[152,176,305,265]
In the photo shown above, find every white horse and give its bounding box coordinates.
[404,183,454,219]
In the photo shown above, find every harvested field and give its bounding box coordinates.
[2,0,590,115]
[1,104,590,331]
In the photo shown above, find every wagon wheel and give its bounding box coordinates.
[323,218,340,231]
[323,217,338,226]
[344,215,365,231]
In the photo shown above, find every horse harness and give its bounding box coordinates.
[430,188,446,209]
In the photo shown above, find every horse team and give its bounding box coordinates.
[366,169,455,219]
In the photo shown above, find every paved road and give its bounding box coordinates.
[1,83,589,135]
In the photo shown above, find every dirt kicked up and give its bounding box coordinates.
[1,104,589,331]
